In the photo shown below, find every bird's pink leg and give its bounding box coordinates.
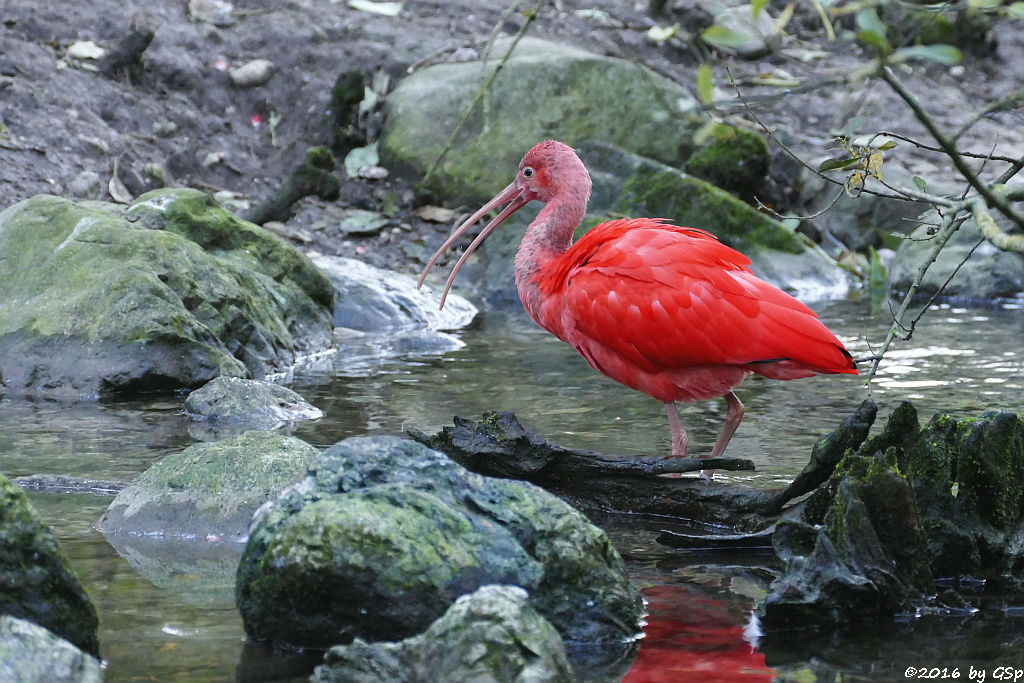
[665,402,688,457]
[702,391,745,478]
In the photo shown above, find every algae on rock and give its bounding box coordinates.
[98,430,318,542]
[312,585,574,683]
[0,189,333,397]
[235,435,643,651]
[762,401,1024,629]
[0,474,100,656]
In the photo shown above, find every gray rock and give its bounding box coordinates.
[0,474,99,656]
[313,255,477,370]
[312,585,573,683]
[0,189,333,398]
[311,255,476,332]
[0,616,103,683]
[183,376,323,431]
[66,170,102,200]
[707,3,782,59]
[229,58,274,88]
[98,431,318,542]
[889,214,1024,303]
[380,37,704,206]
[235,436,643,650]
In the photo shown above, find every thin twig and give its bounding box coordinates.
[423,0,545,183]
[903,235,986,338]
[877,66,1024,231]
[874,130,1021,165]
[866,206,971,384]
[952,92,1024,143]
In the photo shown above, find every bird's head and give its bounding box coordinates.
[516,140,591,205]
[416,140,590,308]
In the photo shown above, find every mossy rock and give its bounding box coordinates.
[683,122,770,202]
[0,473,99,656]
[312,585,573,682]
[98,430,318,542]
[235,436,643,650]
[379,37,704,206]
[0,189,333,397]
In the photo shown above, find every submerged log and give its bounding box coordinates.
[408,399,877,530]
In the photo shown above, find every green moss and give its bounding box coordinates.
[0,191,334,394]
[611,165,803,254]
[380,38,704,205]
[684,123,770,200]
[0,474,99,655]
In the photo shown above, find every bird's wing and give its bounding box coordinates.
[551,219,854,375]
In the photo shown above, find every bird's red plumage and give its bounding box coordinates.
[525,218,856,403]
[421,139,857,460]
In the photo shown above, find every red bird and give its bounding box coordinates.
[418,140,857,470]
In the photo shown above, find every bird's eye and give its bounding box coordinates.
[522,166,534,178]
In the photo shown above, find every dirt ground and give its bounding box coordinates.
[2,1,1022,275]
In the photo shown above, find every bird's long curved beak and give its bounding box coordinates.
[416,179,533,309]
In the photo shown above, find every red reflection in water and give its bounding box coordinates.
[623,583,776,683]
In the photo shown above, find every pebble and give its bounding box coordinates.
[153,119,178,137]
[230,59,274,88]
[67,170,102,199]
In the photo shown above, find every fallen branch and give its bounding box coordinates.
[409,400,877,531]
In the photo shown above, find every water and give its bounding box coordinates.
[2,298,1024,680]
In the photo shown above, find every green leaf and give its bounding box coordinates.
[647,23,679,42]
[751,0,769,18]
[968,0,1002,8]
[913,176,928,192]
[855,8,889,50]
[1008,3,1024,20]
[818,155,860,173]
[700,25,753,50]
[696,63,714,105]
[891,44,963,65]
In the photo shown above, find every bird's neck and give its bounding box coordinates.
[514,197,586,334]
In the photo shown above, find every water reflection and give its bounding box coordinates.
[2,298,1024,680]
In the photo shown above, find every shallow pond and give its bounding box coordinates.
[3,297,1024,681]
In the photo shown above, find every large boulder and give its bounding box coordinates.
[235,436,643,650]
[0,474,99,656]
[98,431,318,543]
[312,585,573,682]
[0,189,334,398]
[0,615,103,683]
[381,37,748,206]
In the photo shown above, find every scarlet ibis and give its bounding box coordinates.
[417,140,857,470]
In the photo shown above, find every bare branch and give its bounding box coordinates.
[866,205,972,384]
[877,66,1024,231]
